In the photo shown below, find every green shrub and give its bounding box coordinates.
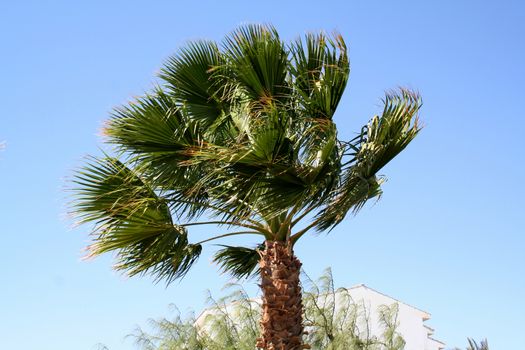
[130,269,405,350]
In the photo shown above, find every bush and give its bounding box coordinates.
[130,268,405,350]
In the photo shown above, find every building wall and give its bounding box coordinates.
[344,285,444,350]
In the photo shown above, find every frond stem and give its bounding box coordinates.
[181,220,267,234]
[290,217,324,244]
[167,197,262,227]
[291,205,317,228]
[194,231,264,245]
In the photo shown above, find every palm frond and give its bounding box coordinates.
[71,156,201,284]
[105,88,192,155]
[160,40,228,127]
[104,89,202,187]
[103,89,216,218]
[223,24,290,107]
[213,244,264,279]
[290,32,349,119]
[314,88,421,231]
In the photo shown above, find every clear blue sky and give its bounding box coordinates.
[1,1,523,349]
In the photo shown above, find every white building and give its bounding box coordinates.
[342,284,444,350]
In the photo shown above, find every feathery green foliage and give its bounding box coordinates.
[70,24,421,284]
[466,338,489,350]
[130,269,406,350]
[302,269,405,350]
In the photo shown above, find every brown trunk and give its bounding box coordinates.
[256,241,309,350]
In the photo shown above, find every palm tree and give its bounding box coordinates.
[71,24,421,350]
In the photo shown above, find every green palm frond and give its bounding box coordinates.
[72,156,171,225]
[103,89,214,217]
[213,244,264,279]
[296,119,341,205]
[180,110,308,222]
[290,32,349,119]
[71,156,201,283]
[104,89,201,188]
[315,89,421,231]
[160,40,227,128]
[105,88,192,155]
[223,24,289,107]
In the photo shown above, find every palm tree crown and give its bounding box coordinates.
[71,24,421,285]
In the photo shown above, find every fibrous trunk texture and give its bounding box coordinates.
[256,241,308,350]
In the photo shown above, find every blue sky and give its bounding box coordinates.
[1,1,523,349]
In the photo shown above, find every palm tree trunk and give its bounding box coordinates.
[256,240,308,350]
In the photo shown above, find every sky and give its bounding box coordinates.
[0,0,523,349]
